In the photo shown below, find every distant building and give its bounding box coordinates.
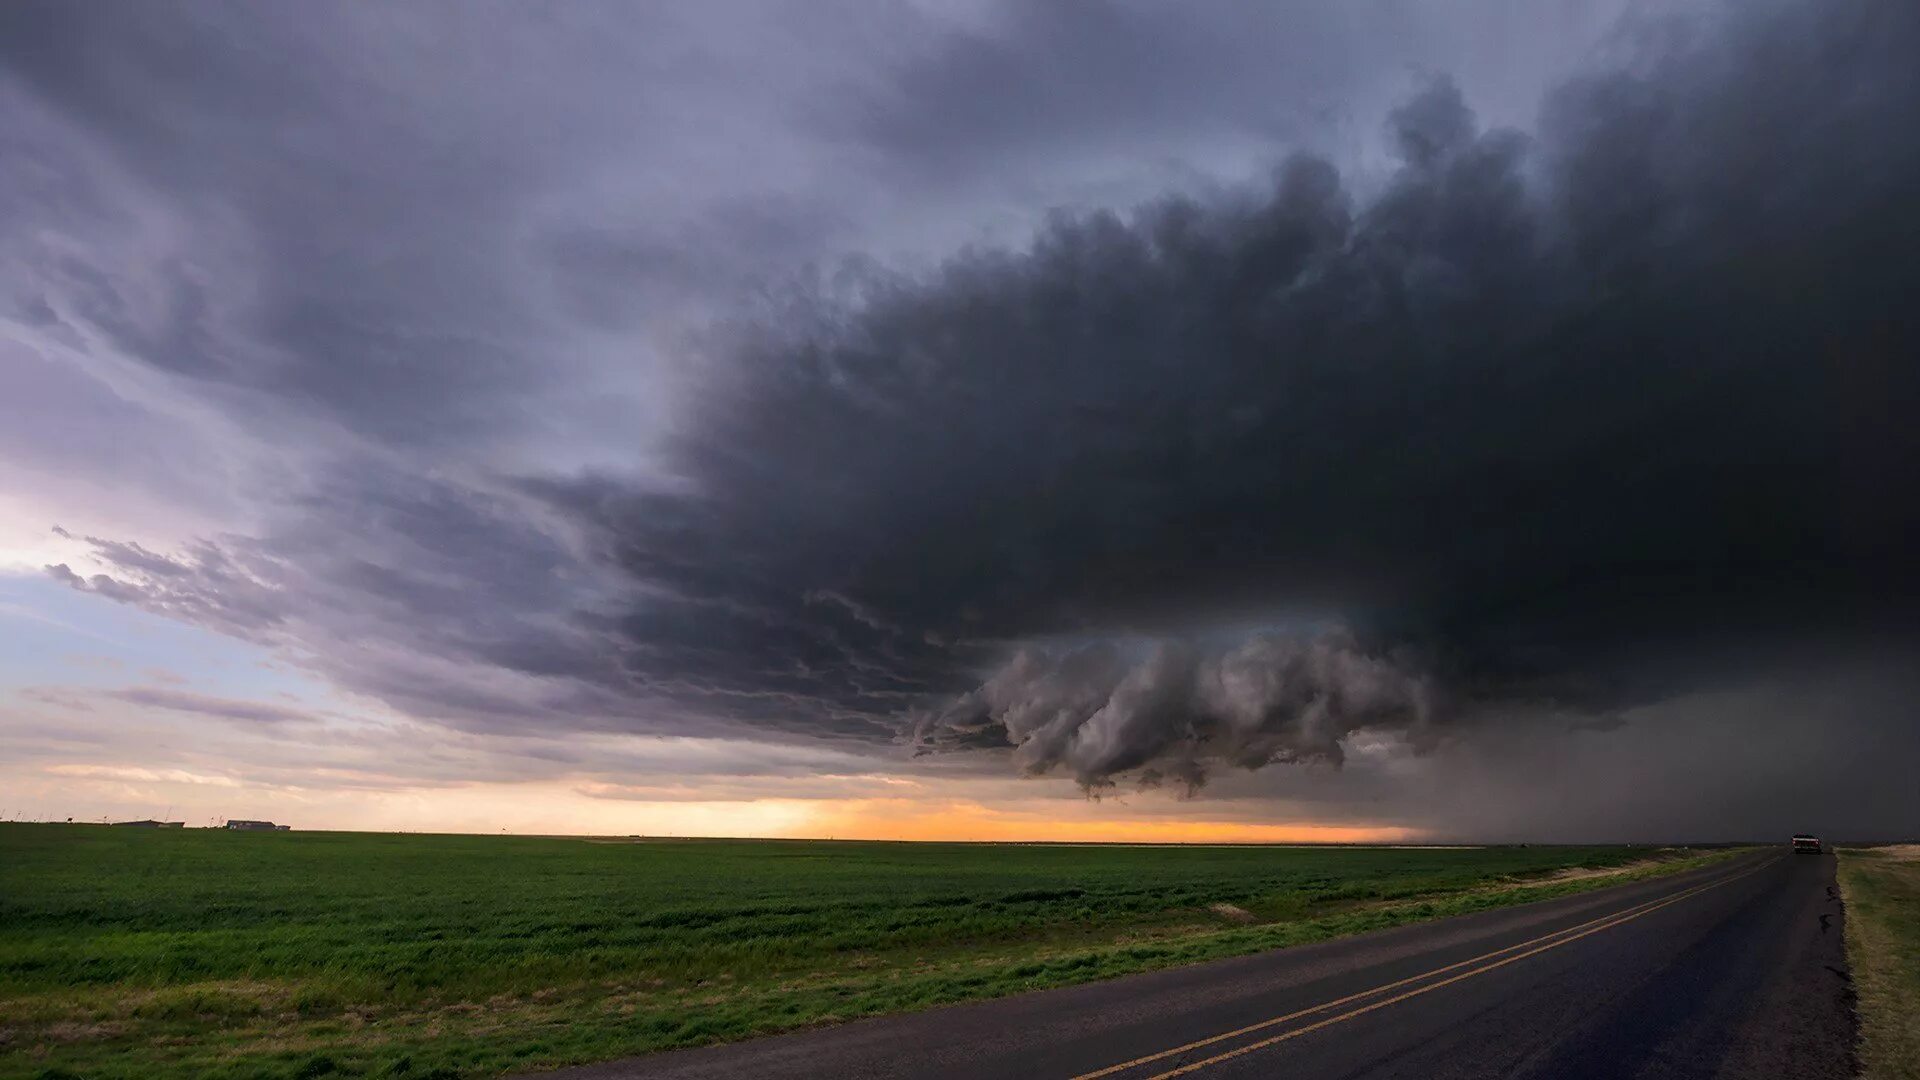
[113,820,185,828]
[224,819,290,831]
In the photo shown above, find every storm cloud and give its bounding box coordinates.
[550,0,1920,783]
[7,1,1919,811]
[915,632,1438,792]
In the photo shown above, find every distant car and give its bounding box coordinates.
[1790,834,1822,854]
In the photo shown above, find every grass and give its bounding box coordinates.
[1838,845,1920,1080]
[0,824,1733,1080]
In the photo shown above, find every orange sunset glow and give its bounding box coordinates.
[808,800,1420,844]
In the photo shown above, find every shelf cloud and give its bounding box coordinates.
[6,0,1917,828]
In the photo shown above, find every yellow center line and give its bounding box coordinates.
[1072,856,1778,1080]
[1129,858,1779,1080]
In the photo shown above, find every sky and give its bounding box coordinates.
[2,0,1916,842]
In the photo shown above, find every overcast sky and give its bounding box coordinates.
[3,0,1915,841]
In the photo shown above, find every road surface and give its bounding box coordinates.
[538,851,1854,1080]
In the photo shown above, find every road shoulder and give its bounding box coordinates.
[1838,845,1920,1080]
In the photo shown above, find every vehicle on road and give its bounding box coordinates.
[1791,834,1822,854]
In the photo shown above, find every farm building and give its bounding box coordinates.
[112,820,184,828]
[224,819,290,831]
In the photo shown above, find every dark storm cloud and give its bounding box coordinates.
[915,633,1438,792]
[536,0,1920,784]
[14,0,1919,810]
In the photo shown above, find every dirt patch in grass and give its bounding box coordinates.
[1537,852,1689,882]
[36,1022,127,1045]
[1207,903,1257,924]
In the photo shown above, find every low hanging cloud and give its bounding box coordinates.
[915,632,1437,791]
[14,0,1920,811]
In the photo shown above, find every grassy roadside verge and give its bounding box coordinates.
[0,830,1740,1080]
[1838,845,1920,1080]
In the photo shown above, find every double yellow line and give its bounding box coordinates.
[1072,856,1778,1080]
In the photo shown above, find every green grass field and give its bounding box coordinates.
[1839,845,1920,1080]
[0,824,1730,1080]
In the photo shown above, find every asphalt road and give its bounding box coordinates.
[540,851,1855,1080]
